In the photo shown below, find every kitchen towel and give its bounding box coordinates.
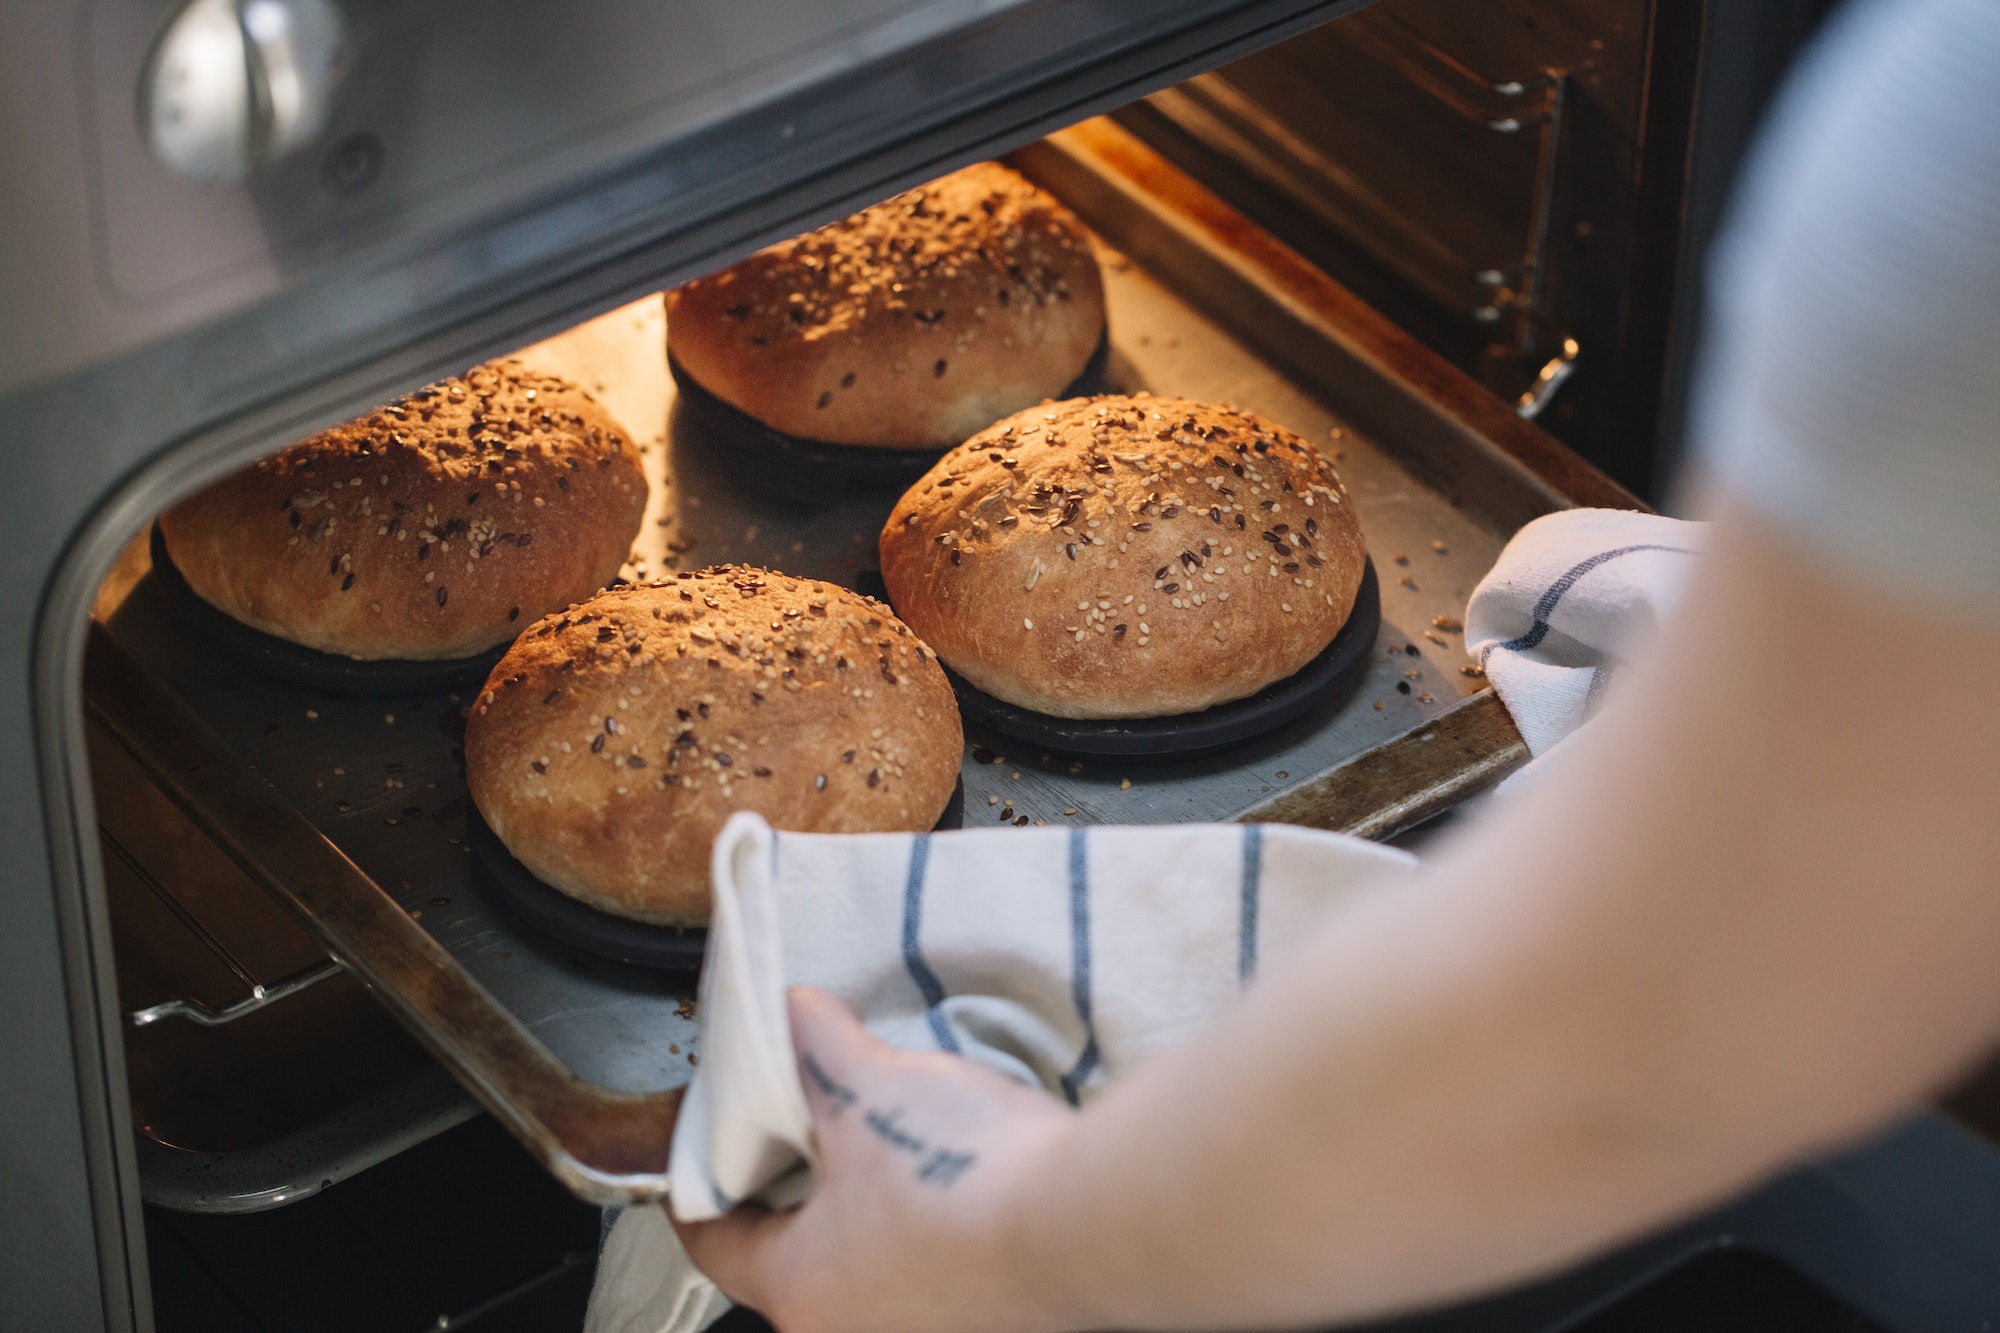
[1465,508,1707,759]
[585,812,1418,1333]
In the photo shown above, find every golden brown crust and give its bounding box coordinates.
[160,361,648,661]
[879,395,1366,719]
[666,162,1105,450]
[463,567,964,925]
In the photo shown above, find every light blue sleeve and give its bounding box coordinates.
[1689,0,2000,603]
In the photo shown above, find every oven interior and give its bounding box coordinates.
[63,1,2000,1331]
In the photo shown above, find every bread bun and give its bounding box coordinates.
[879,396,1365,719]
[160,361,647,661]
[666,162,1105,450]
[464,567,963,925]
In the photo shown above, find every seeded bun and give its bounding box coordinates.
[879,396,1365,719]
[464,567,964,925]
[666,162,1105,450]
[160,361,647,661]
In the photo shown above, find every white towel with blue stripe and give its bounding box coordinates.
[1466,508,1707,758]
[585,811,1418,1333]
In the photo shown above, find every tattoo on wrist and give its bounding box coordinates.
[800,1052,857,1115]
[916,1146,976,1186]
[797,1050,978,1188]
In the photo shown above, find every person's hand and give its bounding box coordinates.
[673,986,1082,1333]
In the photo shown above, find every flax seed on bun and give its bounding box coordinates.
[879,395,1366,719]
[666,162,1105,450]
[463,567,963,925]
[159,361,647,661]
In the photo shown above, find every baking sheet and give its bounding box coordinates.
[96,228,1501,1099]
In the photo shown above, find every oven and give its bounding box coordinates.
[9,1,2000,1330]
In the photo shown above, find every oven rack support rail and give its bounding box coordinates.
[122,958,346,1029]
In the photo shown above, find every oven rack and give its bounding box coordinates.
[122,959,345,1030]
[90,702,479,1213]
[105,818,348,1031]
[88,118,1634,1206]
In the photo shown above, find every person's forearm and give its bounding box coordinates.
[993,508,2000,1330]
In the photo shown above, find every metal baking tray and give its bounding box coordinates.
[86,117,1636,1204]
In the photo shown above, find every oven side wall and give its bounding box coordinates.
[5,519,144,1330]
[0,738,128,1331]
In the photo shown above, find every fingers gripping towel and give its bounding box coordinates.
[1465,508,1707,757]
[586,812,1418,1333]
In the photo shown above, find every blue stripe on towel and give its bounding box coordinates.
[1239,823,1264,984]
[599,1206,623,1252]
[1058,829,1101,1105]
[1498,545,1696,654]
[900,835,960,1053]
